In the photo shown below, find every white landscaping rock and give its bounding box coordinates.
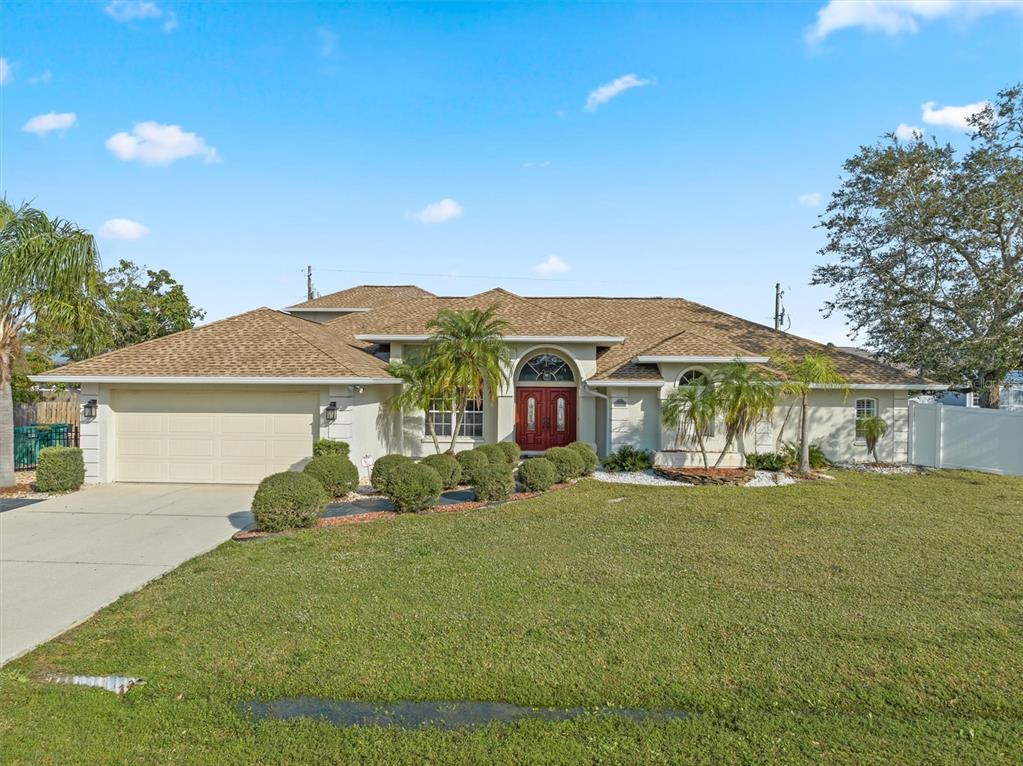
[745,470,797,488]
[833,462,919,475]
[592,469,688,486]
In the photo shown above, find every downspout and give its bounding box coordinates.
[585,383,611,457]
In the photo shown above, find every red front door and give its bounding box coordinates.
[515,387,576,451]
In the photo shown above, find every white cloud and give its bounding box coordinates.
[411,198,463,224]
[584,74,651,111]
[894,123,923,141]
[104,1,177,31]
[808,1,1023,43]
[522,160,551,169]
[534,255,570,277]
[798,192,822,207]
[22,112,77,135]
[105,121,220,165]
[0,58,11,86]
[921,100,989,131]
[99,218,150,240]
[29,71,52,85]
[317,27,338,58]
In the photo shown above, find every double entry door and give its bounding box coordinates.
[515,387,576,451]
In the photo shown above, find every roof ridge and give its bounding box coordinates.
[263,310,362,375]
[471,289,615,337]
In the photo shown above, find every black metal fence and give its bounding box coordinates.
[14,424,80,471]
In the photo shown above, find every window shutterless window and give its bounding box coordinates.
[854,398,877,441]
[427,398,484,439]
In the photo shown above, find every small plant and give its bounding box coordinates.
[601,445,654,473]
[371,454,414,493]
[384,463,442,513]
[744,451,787,471]
[857,415,889,463]
[455,449,490,486]
[313,438,350,459]
[781,442,829,471]
[477,444,505,465]
[496,441,521,464]
[421,453,462,489]
[518,457,557,492]
[302,454,359,499]
[544,446,584,482]
[251,471,328,532]
[35,446,86,492]
[567,442,598,475]
[473,463,515,502]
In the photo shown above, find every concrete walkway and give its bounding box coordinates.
[0,483,254,665]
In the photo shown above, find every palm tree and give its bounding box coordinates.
[772,353,847,473]
[426,307,512,453]
[386,354,447,454]
[714,361,777,467]
[0,201,104,486]
[858,414,888,464]
[661,376,719,468]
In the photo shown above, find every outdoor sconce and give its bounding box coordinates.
[325,401,338,424]
[83,399,98,419]
[349,384,364,394]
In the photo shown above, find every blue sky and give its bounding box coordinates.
[2,1,1020,344]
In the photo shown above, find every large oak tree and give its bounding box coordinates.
[813,85,1023,407]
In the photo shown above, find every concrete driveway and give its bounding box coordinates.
[0,483,254,665]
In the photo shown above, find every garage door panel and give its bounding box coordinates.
[113,389,318,484]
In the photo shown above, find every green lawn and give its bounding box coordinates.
[1,471,1021,764]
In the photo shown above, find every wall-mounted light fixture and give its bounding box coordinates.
[83,399,98,419]
[325,401,338,423]
[348,385,364,394]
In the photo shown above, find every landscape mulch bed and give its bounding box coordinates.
[0,471,43,498]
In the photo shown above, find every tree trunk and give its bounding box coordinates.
[977,379,1001,409]
[714,430,734,468]
[798,393,810,473]
[697,433,708,469]
[447,392,468,454]
[0,379,15,487]
[426,416,442,454]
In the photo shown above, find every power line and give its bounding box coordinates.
[311,266,616,285]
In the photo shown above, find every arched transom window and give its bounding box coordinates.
[519,353,574,382]
[677,369,710,387]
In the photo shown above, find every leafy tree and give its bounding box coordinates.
[425,308,512,453]
[713,362,777,468]
[385,354,447,454]
[813,84,1023,408]
[857,414,888,464]
[661,376,719,469]
[0,201,104,486]
[772,353,847,473]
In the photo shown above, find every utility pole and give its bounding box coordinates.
[774,283,784,331]
[306,265,315,301]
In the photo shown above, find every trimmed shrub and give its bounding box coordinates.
[303,454,359,499]
[601,445,654,473]
[251,471,328,532]
[35,446,85,493]
[567,441,598,475]
[384,463,442,513]
[455,449,489,486]
[313,438,350,458]
[473,463,515,502]
[545,446,584,482]
[518,457,557,492]
[497,441,521,464]
[371,454,413,492]
[745,451,787,471]
[477,444,505,465]
[421,453,462,490]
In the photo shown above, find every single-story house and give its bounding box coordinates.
[32,285,944,484]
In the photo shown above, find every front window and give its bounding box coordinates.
[855,398,877,441]
[519,353,574,382]
[427,398,484,439]
[676,369,715,437]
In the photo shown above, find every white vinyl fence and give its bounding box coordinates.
[910,402,1023,476]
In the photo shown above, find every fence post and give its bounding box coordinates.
[936,404,944,469]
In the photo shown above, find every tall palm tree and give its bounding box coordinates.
[0,201,104,486]
[772,353,848,473]
[713,361,777,467]
[661,376,719,469]
[426,307,512,453]
[385,354,446,454]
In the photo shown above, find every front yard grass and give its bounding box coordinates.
[1,470,1021,764]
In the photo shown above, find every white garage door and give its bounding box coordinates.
[113,388,318,484]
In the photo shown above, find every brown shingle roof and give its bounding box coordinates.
[35,308,389,379]
[288,285,434,310]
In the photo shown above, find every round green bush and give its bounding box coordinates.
[473,463,515,502]
[567,441,598,475]
[477,444,505,465]
[251,471,328,532]
[455,449,489,486]
[35,446,85,493]
[384,463,442,513]
[371,454,414,492]
[313,438,350,459]
[496,441,521,464]
[421,453,462,489]
[544,446,584,482]
[303,454,359,499]
[518,457,557,492]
